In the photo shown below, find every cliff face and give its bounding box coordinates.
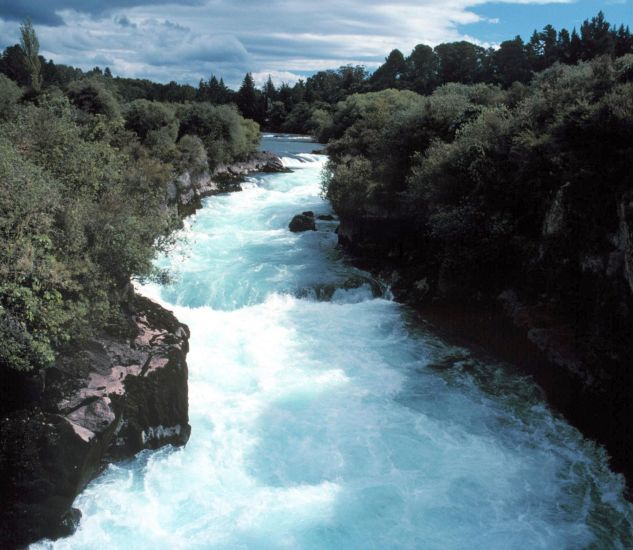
[169,151,289,213]
[0,295,190,548]
[335,190,633,487]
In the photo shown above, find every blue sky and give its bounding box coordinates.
[0,0,631,88]
[467,1,632,43]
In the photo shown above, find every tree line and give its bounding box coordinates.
[4,11,628,134]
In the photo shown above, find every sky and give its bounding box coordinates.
[0,0,631,88]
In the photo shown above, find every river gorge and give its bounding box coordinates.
[34,135,633,549]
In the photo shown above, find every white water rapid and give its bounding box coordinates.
[34,134,633,549]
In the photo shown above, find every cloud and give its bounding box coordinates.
[115,15,137,28]
[0,0,592,88]
[0,0,205,26]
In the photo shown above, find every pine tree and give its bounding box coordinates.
[237,73,259,121]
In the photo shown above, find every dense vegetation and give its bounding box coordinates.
[319,19,633,379]
[0,11,630,374]
[323,55,633,287]
[0,22,259,374]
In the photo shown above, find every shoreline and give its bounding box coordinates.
[336,223,633,499]
[0,150,289,548]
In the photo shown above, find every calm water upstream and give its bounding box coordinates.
[35,134,633,549]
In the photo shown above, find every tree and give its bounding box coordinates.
[125,99,177,143]
[67,78,121,119]
[0,45,30,86]
[569,28,583,64]
[370,49,407,90]
[580,11,614,59]
[493,36,530,87]
[263,75,277,104]
[435,42,487,84]
[0,74,21,119]
[557,29,572,64]
[19,18,42,93]
[615,25,633,57]
[236,73,260,121]
[405,44,438,94]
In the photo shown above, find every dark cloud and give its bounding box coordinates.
[0,0,204,26]
[115,15,137,28]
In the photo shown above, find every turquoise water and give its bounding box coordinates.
[35,136,633,549]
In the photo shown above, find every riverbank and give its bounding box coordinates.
[0,149,288,548]
[171,150,289,216]
[49,139,632,548]
[335,209,633,495]
[0,295,190,547]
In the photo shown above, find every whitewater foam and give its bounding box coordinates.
[34,138,633,549]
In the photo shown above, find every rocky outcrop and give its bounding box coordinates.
[289,212,316,232]
[171,151,289,212]
[0,295,190,548]
[213,150,288,179]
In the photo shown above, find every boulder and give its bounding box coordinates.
[289,214,316,232]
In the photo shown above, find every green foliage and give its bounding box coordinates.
[322,156,377,215]
[67,78,121,119]
[324,55,633,297]
[0,74,21,119]
[175,134,208,175]
[19,19,41,92]
[236,73,260,122]
[178,103,259,168]
[323,87,496,203]
[0,88,180,372]
[125,99,177,143]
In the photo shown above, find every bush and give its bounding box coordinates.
[0,92,178,372]
[178,103,259,168]
[176,134,208,175]
[67,77,121,119]
[0,74,21,120]
[125,99,178,143]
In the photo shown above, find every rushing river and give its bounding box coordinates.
[36,135,633,549]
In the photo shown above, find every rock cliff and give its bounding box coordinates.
[335,189,633,490]
[169,151,288,213]
[0,295,190,547]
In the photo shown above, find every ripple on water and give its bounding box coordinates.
[33,145,633,549]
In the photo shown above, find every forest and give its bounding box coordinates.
[3,12,629,135]
[0,21,259,379]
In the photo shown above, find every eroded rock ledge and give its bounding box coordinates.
[0,295,190,547]
[169,151,289,212]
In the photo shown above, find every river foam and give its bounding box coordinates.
[33,137,633,549]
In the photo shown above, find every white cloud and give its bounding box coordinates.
[0,0,579,87]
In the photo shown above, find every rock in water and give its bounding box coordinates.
[289,213,316,232]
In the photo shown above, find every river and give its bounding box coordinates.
[35,134,633,549]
